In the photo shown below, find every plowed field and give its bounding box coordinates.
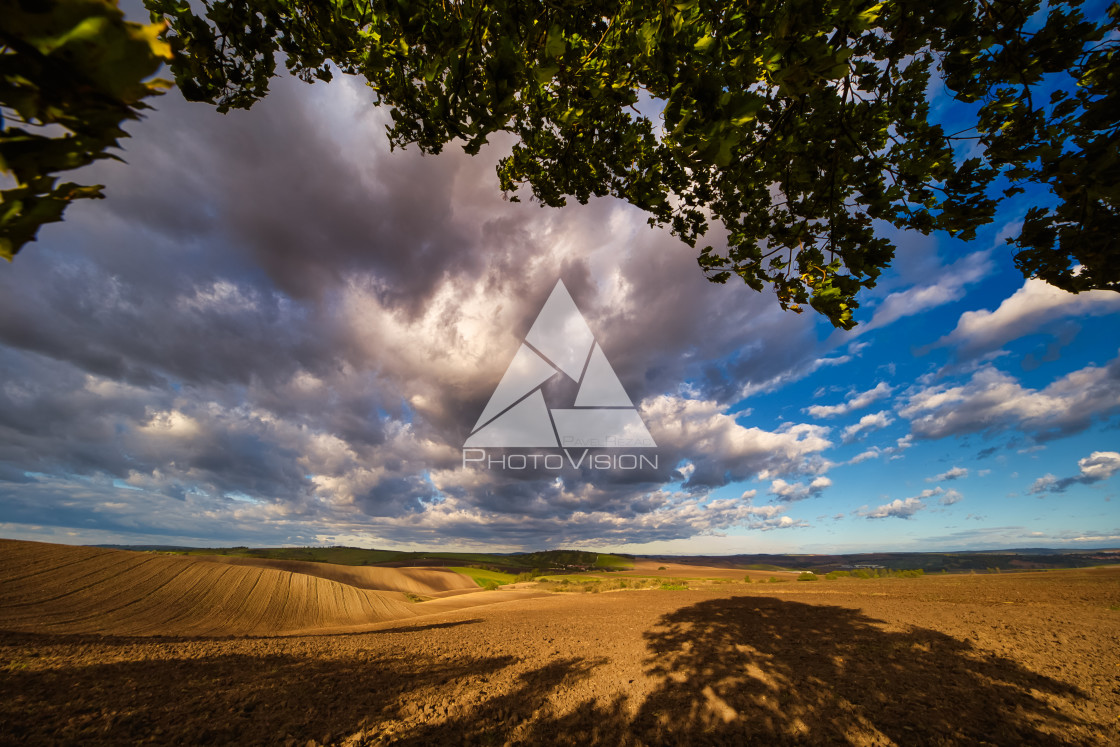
[0,540,491,636]
[1,540,1118,746]
[196,554,480,595]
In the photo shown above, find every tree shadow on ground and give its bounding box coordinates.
[334,595,1096,746]
[0,633,513,746]
[388,655,611,747]
[531,596,1090,746]
[0,597,1099,745]
[346,596,1097,746]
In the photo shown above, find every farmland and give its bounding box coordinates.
[1,540,1118,745]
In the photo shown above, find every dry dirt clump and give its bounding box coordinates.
[1,541,1118,746]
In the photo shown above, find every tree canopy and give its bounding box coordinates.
[2,0,1118,328]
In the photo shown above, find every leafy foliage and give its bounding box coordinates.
[146,0,1118,327]
[0,0,171,259]
[3,1,1117,326]
[988,3,1120,295]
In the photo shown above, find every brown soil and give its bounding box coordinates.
[0,540,503,637]
[1,541,1118,746]
[626,559,794,581]
[195,555,480,595]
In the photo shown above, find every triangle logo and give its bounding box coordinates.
[465,280,657,449]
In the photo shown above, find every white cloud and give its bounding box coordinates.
[863,496,927,519]
[856,250,993,335]
[1030,451,1120,494]
[929,466,968,482]
[861,486,953,518]
[841,410,894,442]
[806,381,893,418]
[939,489,963,505]
[847,434,912,465]
[847,341,870,355]
[918,525,1120,549]
[763,515,809,531]
[848,447,881,465]
[1029,474,1058,494]
[933,276,1120,358]
[737,353,852,399]
[899,352,1120,441]
[744,502,783,519]
[1079,451,1120,482]
[769,475,832,502]
[642,395,833,485]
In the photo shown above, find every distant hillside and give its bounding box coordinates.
[100,545,635,573]
[652,549,1120,573]
[95,543,1120,574]
[0,540,438,636]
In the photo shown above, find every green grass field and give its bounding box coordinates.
[593,554,634,569]
[447,567,518,587]
[159,547,630,572]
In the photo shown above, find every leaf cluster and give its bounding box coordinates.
[6,1,1118,325]
[940,0,1120,295]
[0,0,172,259]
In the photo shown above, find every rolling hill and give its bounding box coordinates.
[0,540,481,636]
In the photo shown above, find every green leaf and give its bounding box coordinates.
[1,0,171,257]
[544,24,566,58]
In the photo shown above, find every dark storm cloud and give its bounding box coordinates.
[0,73,840,547]
[0,348,157,477]
[0,257,330,390]
[81,77,485,313]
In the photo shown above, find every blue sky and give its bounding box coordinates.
[0,47,1117,554]
[622,221,1120,554]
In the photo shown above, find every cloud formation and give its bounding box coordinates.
[856,250,993,335]
[899,353,1120,441]
[0,74,844,549]
[863,496,927,519]
[930,467,968,482]
[939,489,963,505]
[641,396,833,488]
[859,486,957,519]
[806,381,893,418]
[933,276,1120,359]
[841,411,894,443]
[2,64,1118,553]
[1029,451,1120,494]
[769,476,832,502]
